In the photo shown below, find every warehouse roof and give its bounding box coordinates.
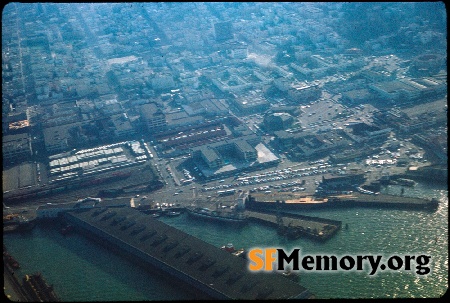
[65,207,312,300]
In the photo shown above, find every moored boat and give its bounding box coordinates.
[164,211,181,217]
[221,243,246,258]
[151,213,161,218]
[3,246,20,269]
[395,178,417,187]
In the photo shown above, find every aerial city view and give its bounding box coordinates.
[2,2,447,300]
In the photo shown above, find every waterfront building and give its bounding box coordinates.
[191,135,263,174]
[320,173,366,190]
[63,207,313,299]
[36,199,99,219]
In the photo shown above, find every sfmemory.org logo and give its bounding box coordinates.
[248,248,431,276]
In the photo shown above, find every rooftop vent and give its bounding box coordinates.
[101,211,117,221]
[199,258,216,271]
[212,265,229,278]
[111,216,126,226]
[186,252,203,265]
[174,245,191,258]
[120,220,136,230]
[92,208,107,217]
[140,230,157,241]
[226,272,244,286]
[130,224,146,235]
[163,241,179,253]
[151,234,168,246]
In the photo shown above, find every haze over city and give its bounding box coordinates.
[3,2,447,301]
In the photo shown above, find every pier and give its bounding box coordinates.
[245,210,341,241]
[4,245,59,302]
[64,207,313,300]
[246,193,439,211]
[328,193,439,210]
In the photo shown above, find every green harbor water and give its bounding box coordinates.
[3,182,448,300]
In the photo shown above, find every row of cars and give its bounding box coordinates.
[201,164,336,194]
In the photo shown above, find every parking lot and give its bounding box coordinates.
[3,162,37,192]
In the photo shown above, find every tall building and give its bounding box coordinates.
[226,41,248,59]
[140,103,167,133]
[214,21,233,42]
[195,145,223,169]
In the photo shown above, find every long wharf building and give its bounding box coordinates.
[64,207,313,300]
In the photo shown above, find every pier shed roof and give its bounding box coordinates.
[65,207,312,300]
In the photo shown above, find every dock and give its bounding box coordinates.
[22,273,60,302]
[245,210,341,241]
[64,207,313,300]
[246,193,439,211]
[329,192,439,210]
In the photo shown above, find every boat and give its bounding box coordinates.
[165,211,181,217]
[396,178,417,187]
[221,243,246,258]
[4,213,36,232]
[7,256,20,269]
[186,206,247,223]
[151,213,161,218]
[3,246,20,269]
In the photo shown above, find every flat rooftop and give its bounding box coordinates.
[65,207,312,300]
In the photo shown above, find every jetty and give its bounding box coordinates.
[246,193,439,211]
[22,273,60,302]
[245,209,341,241]
[328,192,439,210]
